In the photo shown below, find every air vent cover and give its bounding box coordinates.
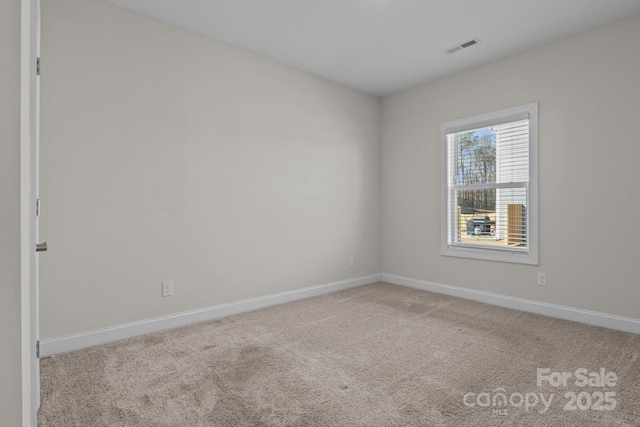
[444,38,481,54]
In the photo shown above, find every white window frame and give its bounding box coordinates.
[441,103,538,265]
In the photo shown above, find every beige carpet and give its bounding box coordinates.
[39,282,640,426]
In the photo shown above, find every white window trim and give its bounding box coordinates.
[440,102,539,265]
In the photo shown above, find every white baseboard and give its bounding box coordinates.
[39,274,382,358]
[41,272,639,358]
[382,273,640,335]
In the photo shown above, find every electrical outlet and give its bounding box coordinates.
[537,272,547,287]
[348,256,354,267]
[162,281,174,297]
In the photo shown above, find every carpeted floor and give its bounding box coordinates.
[39,282,640,426]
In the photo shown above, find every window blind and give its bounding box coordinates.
[446,118,530,250]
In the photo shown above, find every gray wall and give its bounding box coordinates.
[381,13,640,318]
[40,0,382,338]
[0,0,24,424]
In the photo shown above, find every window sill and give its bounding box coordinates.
[441,245,538,265]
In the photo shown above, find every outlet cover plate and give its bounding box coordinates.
[162,281,174,297]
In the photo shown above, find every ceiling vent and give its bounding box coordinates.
[444,38,481,54]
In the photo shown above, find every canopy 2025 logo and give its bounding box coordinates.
[462,368,618,416]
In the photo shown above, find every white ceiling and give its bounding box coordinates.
[105,0,640,96]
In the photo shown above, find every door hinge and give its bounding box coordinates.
[36,57,41,76]
[36,340,40,359]
[36,198,40,217]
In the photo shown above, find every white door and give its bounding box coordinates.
[24,0,42,424]
[32,0,42,414]
[31,0,41,418]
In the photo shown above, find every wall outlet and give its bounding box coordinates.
[348,256,354,267]
[162,281,174,297]
[537,272,547,287]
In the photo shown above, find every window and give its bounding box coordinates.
[441,103,538,264]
